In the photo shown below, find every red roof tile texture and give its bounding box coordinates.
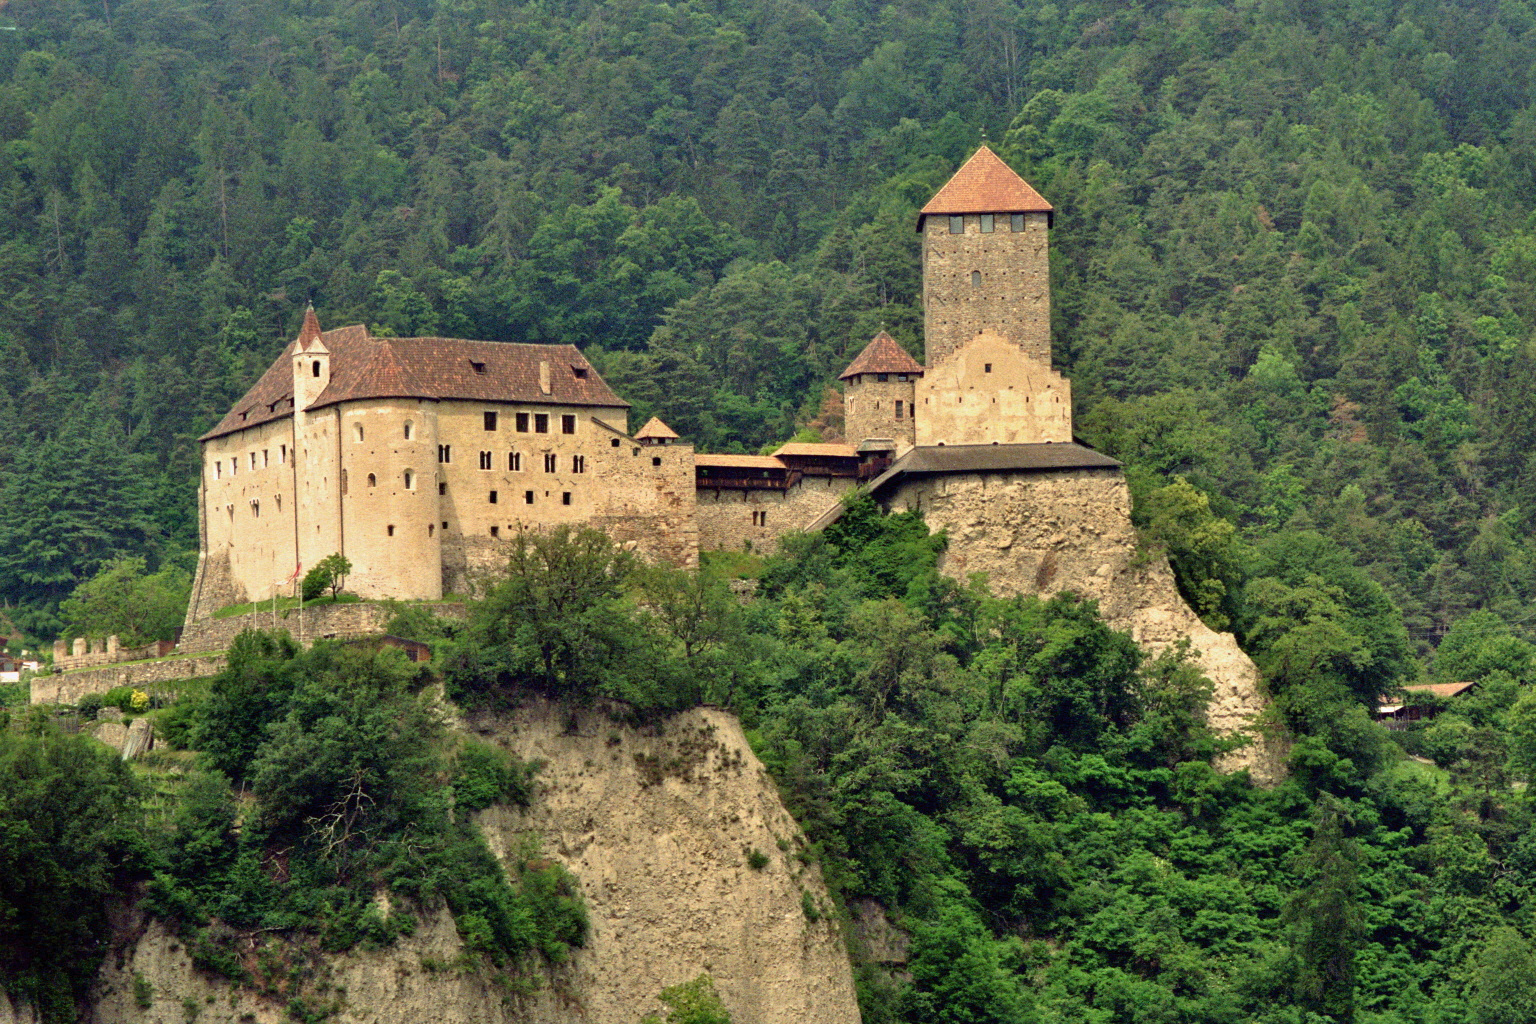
[202,321,627,441]
[634,416,680,440]
[773,443,859,459]
[919,146,1052,220]
[838,331,925,379]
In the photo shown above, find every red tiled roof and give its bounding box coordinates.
[772,443,859,459]
[297,305,322,346]
[1401,681,1479,699]
[918,146,1052,227]
[201,321,627,441]
[694,454,786,470]
[839,332,925,379]
[635,416,680,440]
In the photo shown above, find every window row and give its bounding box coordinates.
[473,451,585,473]
[487,490,573,506]
[483,411,578,435]
[215,445,288,479]
[947,213,1029,234]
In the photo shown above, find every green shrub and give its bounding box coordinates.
[133,972,153,1009]
[452,740,534,811]
[746,848,769,871]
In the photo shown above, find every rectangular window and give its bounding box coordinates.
[534,413,549,433]
[387,524,395,536]
[561,414,576,435]
[516,412,529,432]
[949,215,964,234]
[561,492,572,506]
[751,510,768,527]
[262,449,269,467]
[524,490,534,504]
[279,444,287,463]
[484,411,498,431]
[543,453,557,473]
[1011,213,1025,232]
[490,526,499,537]
[439,481,447,495]
[231,458,238,476]
[214,461,221,480]
[895,400,904,420]
[479,450,492,470]
[489,490,498,504]
[438,444,452,463]
[980,213,994,233]
[572,455,585,473]
[509,452,521,471]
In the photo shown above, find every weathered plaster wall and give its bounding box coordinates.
[696,475,854,553]
[85,702,860,1024]
[922,211,1050,367]
[884,468,1285,783]
[913,332,1072,447]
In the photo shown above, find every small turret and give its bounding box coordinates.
[291,306,330,412]
[839,332,923,454]
[635,416,681,446]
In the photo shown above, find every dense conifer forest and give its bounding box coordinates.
[6,0,1536,1021]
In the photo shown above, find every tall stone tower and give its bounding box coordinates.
[917,146,1054,367]
[840,331,924,452]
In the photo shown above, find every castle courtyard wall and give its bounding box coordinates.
[883,468,1284,783]
[696,475,855,553]
[914,332,1072,446]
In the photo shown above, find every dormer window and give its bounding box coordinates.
[573,366,589,379]
[471,361,486,374]
[949,215,963,234]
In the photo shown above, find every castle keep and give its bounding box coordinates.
[188,145,1280,779]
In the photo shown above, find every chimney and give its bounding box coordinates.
[539,360,551,395]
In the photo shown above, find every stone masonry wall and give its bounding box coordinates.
[922,211,1050,367]
[844,374,917,450]
[178,600,466,656]
[696,475,855,553]
[29,655,229,706]
[884,468,1285,784]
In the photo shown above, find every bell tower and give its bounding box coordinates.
[917,146,1054,368]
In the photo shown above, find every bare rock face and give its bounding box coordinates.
[0,992,40,1024]
[887,468,1287,785]
[472,700,862,1024]
[86,703,860,1024]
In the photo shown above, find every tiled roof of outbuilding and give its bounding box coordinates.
[695,454,786,470]
[201,321,626,441]
[839,332,925,379]
[773,443,859,459]
[917,146,1052,227]
[635,416,680,440]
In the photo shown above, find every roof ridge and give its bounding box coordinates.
[839,331,925,379]
[918,145,1052,223]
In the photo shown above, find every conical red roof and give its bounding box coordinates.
[297,304,323,346]
[634,416,680,440]
[918,146,1051,227]
[839,332,925,380]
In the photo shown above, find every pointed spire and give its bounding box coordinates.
[917,145,1052,228]
[839,331,925,380]
[297,304,323,348]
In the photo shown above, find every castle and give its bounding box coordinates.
[188,146,1110,615]
[185,146,1281,779]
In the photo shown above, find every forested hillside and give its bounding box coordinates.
[2,0,1536,646]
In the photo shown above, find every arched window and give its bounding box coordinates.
[403,421,413,440]
[312,361,321,377]
[367,473,377,487]
[971,270,981,287]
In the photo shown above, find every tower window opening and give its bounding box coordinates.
[470,361,486,374]
[312,361,321,377]
[611,438,621,447]
[280,444,287,463]
[479,450,493,470]
[404,421,413,440]
[214,462,221,480]
[439,481,447,495]
[652,456,662,467]
[971,271,981,287]
[573,455,586,473]
[524,490,534,504]
[263,449,269,467]
[438,444,452,463]
[949,215,963,234]
[509,452,521,471]
[275,494,282,511]
[484,411,497,431]
[878,373,888,382]
[544,453,557,472]
[1011,213,1025,231]
[985,363,992,373]
[489,490,498,504]
[404,470,415,490]
[428,524,434,536]
[387,524,395,536]
[980,214,994,233]
[491,526,499,537]
[367,473,376,487]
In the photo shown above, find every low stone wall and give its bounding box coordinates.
[52,636,175,671]
[29,655,229,706]
[178,601,466,655]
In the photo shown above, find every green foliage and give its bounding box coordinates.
[640,974,734,1024]
[302,554,352,602]
[452,739,533,812]
[0,728,143,1019]
[59,556,191,646]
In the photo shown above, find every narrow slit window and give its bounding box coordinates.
[896,400,904,420]
[263,449,269,467]
[387,524,395,536]
[489,490,498,504]
[971,271,981,287]
[404,470,414,490]
[404,421,413,440]
[280,444,287,463]
[354,424,364,442]
[367,473,377,487]
[438,481,447,495]
[572,455,585,473]
[312,361,321,377]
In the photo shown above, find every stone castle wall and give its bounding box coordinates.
[922,211,1050,367]
[178,600,466,656]
[696,475,855,553]
[883,468,1285,784]
[29,655,229,706]
[51,636,175,672]
[913,331,1072,447]
[843,374,917,450]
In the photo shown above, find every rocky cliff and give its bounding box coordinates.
[71,702,859,1024]
[886,468,1287,785]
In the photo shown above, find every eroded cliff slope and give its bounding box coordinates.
[79,702,859,1024]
